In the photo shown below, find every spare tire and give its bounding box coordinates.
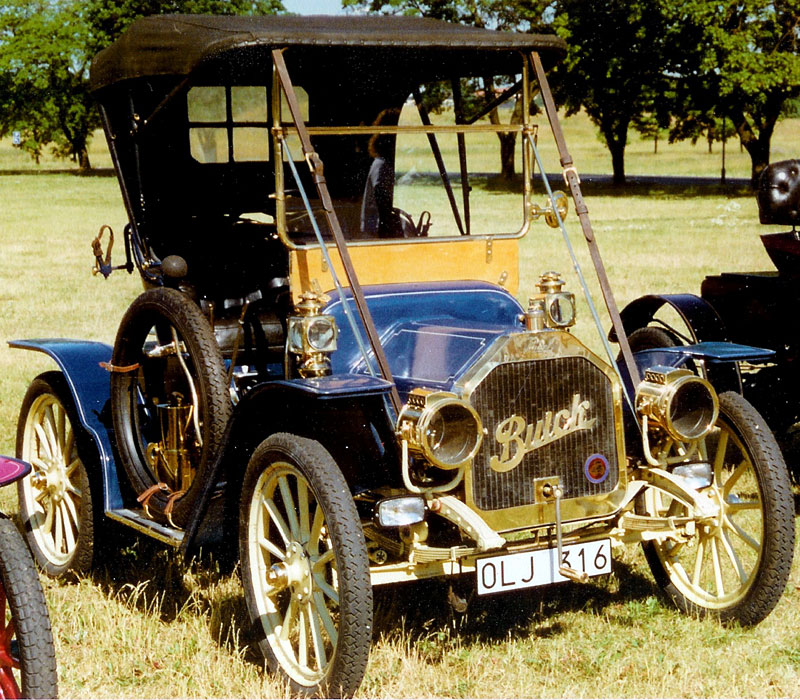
[110,287,232,527]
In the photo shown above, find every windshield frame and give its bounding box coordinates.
[271,52,536,250]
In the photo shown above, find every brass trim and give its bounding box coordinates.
[455,330,628,533]
[282,123,527,136]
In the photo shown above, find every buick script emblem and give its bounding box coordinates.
[489,393,597,473]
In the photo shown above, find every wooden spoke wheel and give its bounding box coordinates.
[240,434,371,698]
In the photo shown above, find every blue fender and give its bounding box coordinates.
[9,339,124,511]
[613,293,728,343]
[611,295,752,393]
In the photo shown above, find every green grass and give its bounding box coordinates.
[1,115,800,698]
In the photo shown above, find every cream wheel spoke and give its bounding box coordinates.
[722,459,750,498]
[54,505,64,554]
[312,549,335,571]
[710,536,725,597]
[724,514,761,552]
[297,480,311,545]
[262,496,292,549]
[30,456,50,474]
[298,605,309,669]
[59,501,77,552]
[312,572,339,605]
[312,590,337,644]
[719,529,747,584]
[278,475,300,541]
[712,431,729,484]
[309,504,324,545]
[692,536,706,587]
[259,535,286,562]
[306,599,327,671]
[279,596,298,643]
[33,423,54,461]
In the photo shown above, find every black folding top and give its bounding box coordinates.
[89,14,566,92]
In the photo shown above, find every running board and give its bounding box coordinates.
[106,508,184,547]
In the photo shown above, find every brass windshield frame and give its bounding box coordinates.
[271,54,535,251]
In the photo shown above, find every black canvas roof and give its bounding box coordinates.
[90,14,566,92]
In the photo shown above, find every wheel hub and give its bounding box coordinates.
[35,458,67,503]
[267,542,313,602]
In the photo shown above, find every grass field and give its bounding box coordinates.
[0,111,799,698]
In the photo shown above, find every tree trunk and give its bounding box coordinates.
[498,132,517,180]
[77,145,91,172]
[732,97,782,186]
[609,140,626,185]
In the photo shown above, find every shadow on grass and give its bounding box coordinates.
[81,523,665,670]
[0,167,115,177]
[370,558,661,650]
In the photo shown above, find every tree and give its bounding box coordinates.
[550,0,671,185]
[664,1,800,183]
[0,0,284,171]
[341,1,551,180]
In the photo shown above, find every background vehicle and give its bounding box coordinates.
[617,159,800,478]
[10,15,794,697]
[0,456,58,699]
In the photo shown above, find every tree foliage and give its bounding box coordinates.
[664,1,800,182]
[0,0,283,170]
[550,0,671,184]
[342,0,551,180]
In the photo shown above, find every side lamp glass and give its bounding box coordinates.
[376,496,426,528]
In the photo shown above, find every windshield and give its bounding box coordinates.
[275,70,534,245]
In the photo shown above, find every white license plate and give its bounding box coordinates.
[476,539,612,595]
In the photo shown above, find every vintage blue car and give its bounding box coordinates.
[11,14,795,697]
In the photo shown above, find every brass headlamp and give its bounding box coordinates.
[397,389,483,470]
[287,291,338,377]
[636,366,719,442]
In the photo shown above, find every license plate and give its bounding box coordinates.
[476,539,611,595]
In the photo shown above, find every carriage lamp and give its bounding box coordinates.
[527,271,576,330]
[635,366,719,442]
[397,389,483,470]
[287,291,338,378]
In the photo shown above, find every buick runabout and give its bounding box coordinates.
[11,15,795,697]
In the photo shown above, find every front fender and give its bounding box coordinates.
[9,339,123,509]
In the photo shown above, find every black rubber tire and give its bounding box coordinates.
[239,433,372,698]
[16,372,96,577]
[626,325,678,353]
[643,392,795,626]
[110,288,231,527]
[0,517,59,698]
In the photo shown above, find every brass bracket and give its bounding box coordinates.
[486,237,493,263]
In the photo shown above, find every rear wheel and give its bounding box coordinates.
[239,434,372,697]
[17,372,95,576]
[642,392,794,625]
[0,517,58,699]
[110,288,231,527]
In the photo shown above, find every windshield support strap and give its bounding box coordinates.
[530,52,641,391]
[272,48,401,414]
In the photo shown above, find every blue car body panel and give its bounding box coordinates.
[325,281,525,393]
[9,338,124,510]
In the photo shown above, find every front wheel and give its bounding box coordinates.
[16,372,96,576]
[642,392,795,625]
[239,434,372,698]
[0,518,58,698]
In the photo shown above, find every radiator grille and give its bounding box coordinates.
[470,355,619,511]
